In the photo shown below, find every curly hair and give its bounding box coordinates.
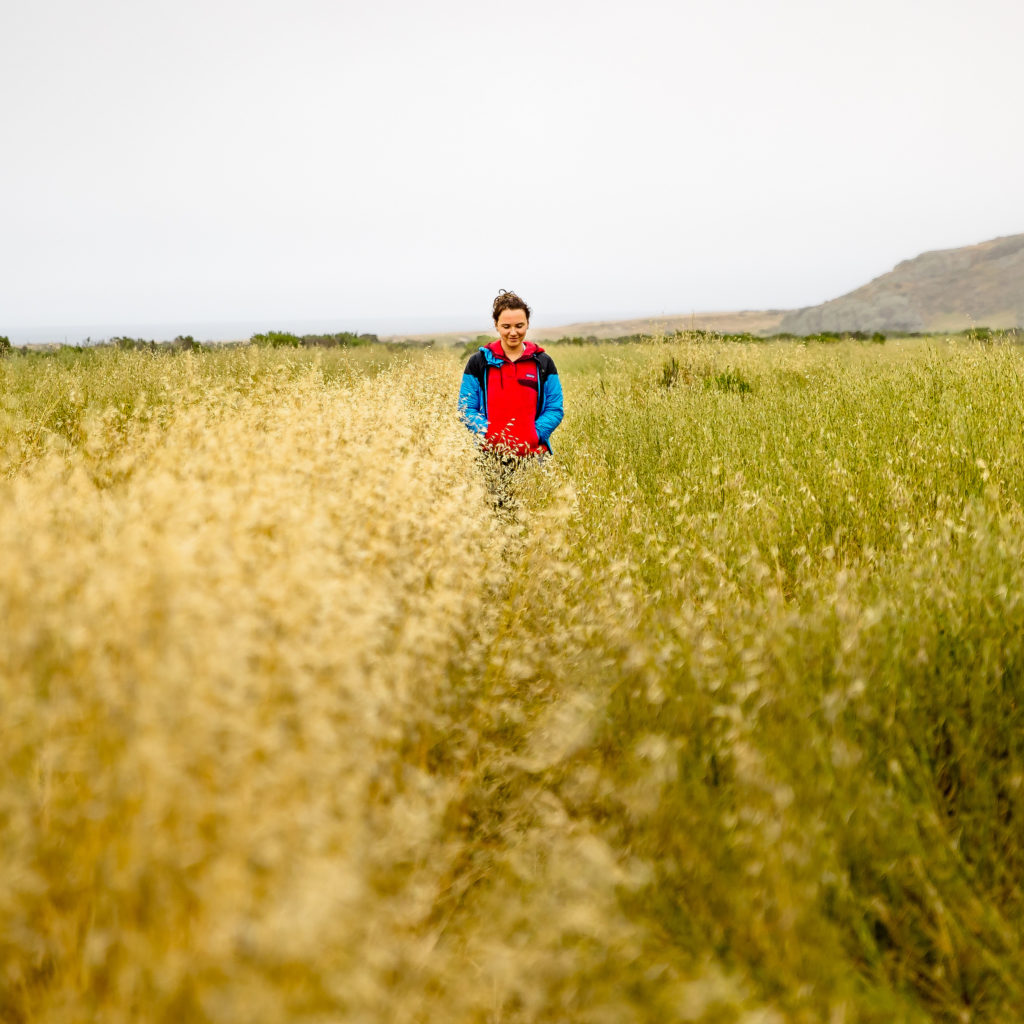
[492,289,531,324]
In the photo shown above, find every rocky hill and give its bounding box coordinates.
[779,233,1024,335]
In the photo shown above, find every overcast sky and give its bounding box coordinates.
[3,0,1022,339]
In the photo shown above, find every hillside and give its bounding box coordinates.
[780,233,1024,334]
[378,233,1023,345]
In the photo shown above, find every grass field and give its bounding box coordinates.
[2,338,1024,1022]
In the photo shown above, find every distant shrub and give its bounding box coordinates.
[964,326,995,343]
[950,326,1024,344]
[251,330,379,349]
[709,367,753,394]
[0,335,10,356]
[251,331,302,348]
[460,336,494,358]
[300,332,379,348]
[762,330,891,343]
[660,355,681,389]
[547,328,771,347]
[958,326,1023,345]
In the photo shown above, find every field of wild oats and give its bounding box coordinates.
[2,338,1024,1023]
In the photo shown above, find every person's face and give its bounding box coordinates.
[496,308,529,351]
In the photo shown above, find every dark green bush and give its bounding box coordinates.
[251,331,379,349]
[660,355,681,389]
[710,367,753,394]
[251,331,302,348]
[300,332,379,348]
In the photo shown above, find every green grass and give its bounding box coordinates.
[489,337,1024,1020]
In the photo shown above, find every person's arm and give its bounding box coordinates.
[458,360,488,438]
[535,367,564,449]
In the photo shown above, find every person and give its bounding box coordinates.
[458,290,564,460]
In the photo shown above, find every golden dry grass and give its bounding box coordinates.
[2,339,1024,1022]
[1,351,506,1020]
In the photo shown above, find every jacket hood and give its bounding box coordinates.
[483,339,545,362]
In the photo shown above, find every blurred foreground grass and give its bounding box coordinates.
[2,339,1023,1022]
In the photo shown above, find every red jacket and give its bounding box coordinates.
[482,340,547,455]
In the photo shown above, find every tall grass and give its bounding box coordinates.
[2,339,1023,1021]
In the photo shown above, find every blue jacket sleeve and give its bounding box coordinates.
[458,371,488,437]
[535,372,564,449]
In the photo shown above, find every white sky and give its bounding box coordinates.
[3,0,1022,338]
